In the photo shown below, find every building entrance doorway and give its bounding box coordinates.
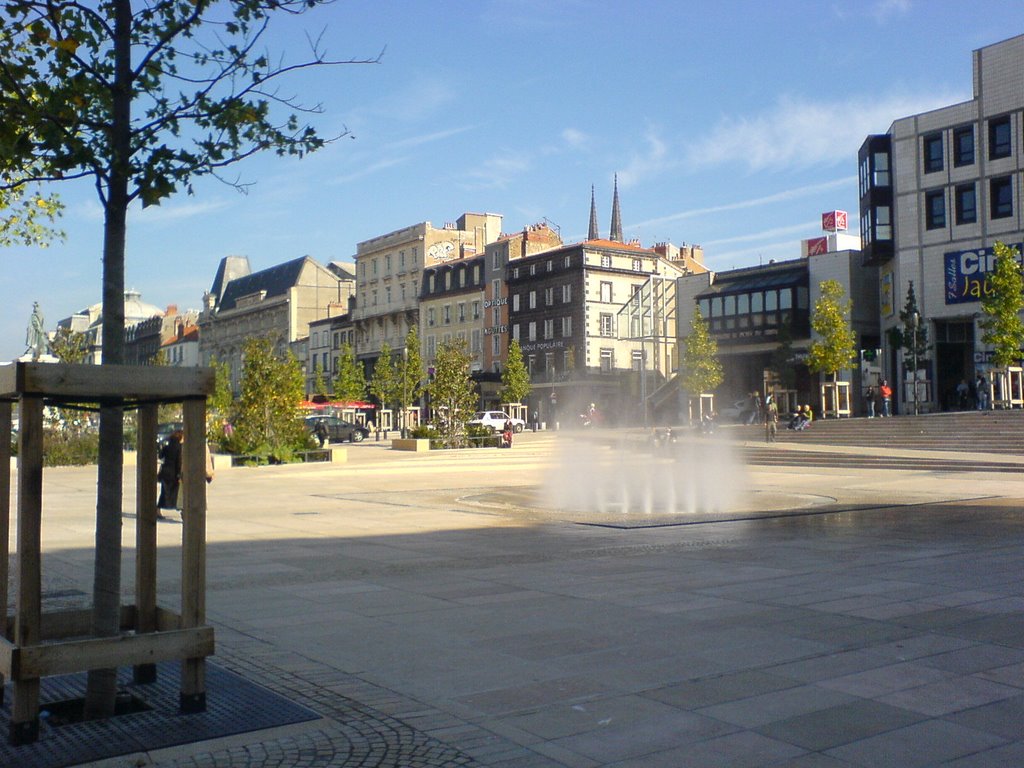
[934,320,974,410]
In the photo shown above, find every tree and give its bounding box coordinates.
[312,362,328,398]
[396,326,425,434]
[892,280,930,372]
[768,320,797,391]
[206,356,235,448]
[369,343,399,411]
[50,326,89,364]
[332,343,366,403]
[807,280,857,381]
[679,306,723,396]
[0,175,62,247]
[429,338,478,448]
[979,241,1024,369]
[233,337,307,460]
[0,1,374,717]
[499,339,531,404]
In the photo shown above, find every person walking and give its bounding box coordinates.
[879,380,893,417]
[157,429,183,520]
[764,395,778,443]
[865,385,876,418]
[314,418,329,448]
[976,373,988,410]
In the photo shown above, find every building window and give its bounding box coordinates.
[631,350,643,371]
[400,284,406,300]
[445,271,451,289]
[527,355,536,374]
[472,301,480,319]
[562,283,572,303]
[385,286,392,304]
[528,322,536,342]
[543,319,554,339]
[600,281,612,302]
[923,133,943,173]
[562,316,572,337]
[600,254,611,268]
[600,348,613,372]
[399,250,405,268]
[990,176,1013,219]
[600,313,614,337]
[426,335,436,358]
[512,294,520,312]
[545,287,554,305]
[492,335,500,355]
[458,302,466,322]
[955,184,977,225]
[512,267,519,279]
[989,116,1012,160]
[372,259,378,276]
[492,307,500,324]
[512,324,519,341]
[385,254,391,272]
[872,151,890,187]
[544,351,555,373]
[875,205,892,240]
[428,274,435,292]
[925,189,946,229]
[547,260,553,272]
[529,291,536,309]
[632,258,643,271]
[427,308,435,327]
[563,350,571,371]
[953,126,974,166]
[471,329,481,353]
[530,264,536,276]
[443,305,451,324]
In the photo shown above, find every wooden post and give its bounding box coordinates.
[179,397,208,713]
[11,395,43,745]
[0,401,11,706]
[134,403,159,684]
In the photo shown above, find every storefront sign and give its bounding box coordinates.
[483,297,507,308]
[944,243,1023,304]
[520,340,564,352]
[483,325,508,336]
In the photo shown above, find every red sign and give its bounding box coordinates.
[804,237,829,256]
[821,210,848,232]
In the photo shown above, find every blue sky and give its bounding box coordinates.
[4,0,1024,361]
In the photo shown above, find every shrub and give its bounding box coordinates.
[43,430,100,466]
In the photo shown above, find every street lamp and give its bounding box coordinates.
[402,346,409,438]
[911,311,920,416]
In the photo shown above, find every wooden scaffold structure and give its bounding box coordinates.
[0,362,215,744]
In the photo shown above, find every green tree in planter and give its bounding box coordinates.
[333,343,367,403]
[207,357,237,449]
[680,306,723,399]
[369,343,399,414]
[500,339,532,404]
[312,362,328,399]
[768,320,797,392]
[429,338,478,448]
[808,280,857,382]
[396,326,425,434]
[887,281,931,374]
[233,337,307,461]
[980,241,1024,370]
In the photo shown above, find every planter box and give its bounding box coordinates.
[391,438,430,452]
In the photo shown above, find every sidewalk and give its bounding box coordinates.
[5,431,1023,767]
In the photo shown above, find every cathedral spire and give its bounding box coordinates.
[588,185,599,241]
[609,173,623,243]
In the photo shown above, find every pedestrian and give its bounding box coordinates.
[865,385,876,418]
[314,418,328,448]
[956,378,970,410]
[879,380,893,417]
[157,429,183,520]
[764,395,778,443]
[976,373,988,410]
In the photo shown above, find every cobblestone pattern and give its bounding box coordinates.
[154,629,549,768]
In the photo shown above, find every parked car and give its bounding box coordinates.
[718,399,756,424]
[305,415,369,443]
[467,410,526,433]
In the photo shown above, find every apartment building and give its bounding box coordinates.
[859,33,1024,411]
[352,212,502,369]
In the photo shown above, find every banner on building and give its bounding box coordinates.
[944,243,1024,304]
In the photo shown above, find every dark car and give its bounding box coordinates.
[305,416,369,443]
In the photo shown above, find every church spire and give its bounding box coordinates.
[588,185,599,241]
[609,173,623,243]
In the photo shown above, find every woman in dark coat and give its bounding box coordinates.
[157,430,183,518]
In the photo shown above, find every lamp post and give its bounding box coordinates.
[911,311,920,416]
[402,346,409,438]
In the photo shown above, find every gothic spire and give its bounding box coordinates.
[609,173,623,243]
[588,185,599,241]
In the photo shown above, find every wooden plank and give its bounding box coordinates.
[135,404,158,634]
[13,394,43,733]
[180,398,208,703]
[11,626,215,679]
[5,605,139,641]
[0,362,214,400]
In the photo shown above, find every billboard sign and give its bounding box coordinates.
[944,243,1024,304]
[821,210,848,232]
[804,236,829,256]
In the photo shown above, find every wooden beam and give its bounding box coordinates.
[12,394,43,740]
[0,362,214,401]
[134,404,159,683]
[0,402,11,642]
[10,627,214,679]
[180,398,208,710]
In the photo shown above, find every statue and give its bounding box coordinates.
[25,301,49,361]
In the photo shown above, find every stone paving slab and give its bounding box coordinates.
[3,431,1023,767]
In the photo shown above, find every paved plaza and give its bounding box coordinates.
[7,430,1024,767]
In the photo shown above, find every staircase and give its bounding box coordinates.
[725,409,1024,456]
